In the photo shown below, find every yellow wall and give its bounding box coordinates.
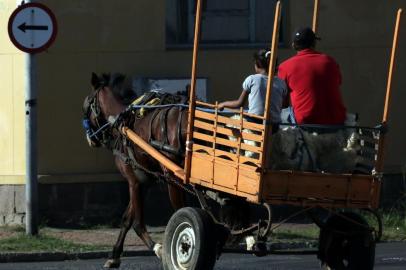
[1,0,405,185]
[0,0,25,184]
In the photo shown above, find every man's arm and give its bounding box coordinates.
[218,90,248,110]
[278,65,291,108]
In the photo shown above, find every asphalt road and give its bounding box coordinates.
[0,243,405,270]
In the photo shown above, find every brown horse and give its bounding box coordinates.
[82,72,188,268]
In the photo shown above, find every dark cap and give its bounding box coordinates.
[293,27,321,49]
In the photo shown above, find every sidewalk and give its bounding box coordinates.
[43,226,165,250]
[0,224,318,263]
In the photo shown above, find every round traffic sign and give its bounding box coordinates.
[8,3,57,54]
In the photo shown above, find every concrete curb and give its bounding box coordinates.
[0,241,318,263]
[0,249,154,263]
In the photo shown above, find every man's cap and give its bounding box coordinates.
[293,27,321,47]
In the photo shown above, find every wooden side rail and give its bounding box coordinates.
[375,9,403,172]
[196,101,266,120]
[312,0,320,33]
[121,127,186,181]
[184,0,203,183]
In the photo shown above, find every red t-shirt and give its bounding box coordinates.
[278,49,346,125]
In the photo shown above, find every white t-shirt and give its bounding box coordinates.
[242,74,287,123]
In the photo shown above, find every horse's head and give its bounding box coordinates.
[82,72,137,148]
[82,73,111,148]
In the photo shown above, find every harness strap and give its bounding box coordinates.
[177,107,185,156]
[148,109,161,142]
[159,107,171,146]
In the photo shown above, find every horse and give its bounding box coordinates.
[82,72,188,268]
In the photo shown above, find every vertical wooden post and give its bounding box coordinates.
[261,1,282,169]
[376,9,402,173]
[312,0,320,33]
[184,0,203,183]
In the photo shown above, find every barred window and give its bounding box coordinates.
[166,0,285,48]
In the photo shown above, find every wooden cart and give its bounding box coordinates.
[121,1,403,269]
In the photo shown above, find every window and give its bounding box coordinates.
[166,0,285,48]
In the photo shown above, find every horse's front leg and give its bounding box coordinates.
[104,159,140,268]
[104,204,133,268]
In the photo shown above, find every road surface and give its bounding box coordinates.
[0,242,405,270]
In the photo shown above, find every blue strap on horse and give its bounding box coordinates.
[82,118,110,138]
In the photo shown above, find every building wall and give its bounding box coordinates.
[0,0,25,185]
[1,0,406,184]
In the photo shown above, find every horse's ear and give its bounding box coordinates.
[91,72,100,90]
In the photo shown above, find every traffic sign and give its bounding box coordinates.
[8,2,57,54]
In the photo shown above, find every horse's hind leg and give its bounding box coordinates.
[131,183,159,257]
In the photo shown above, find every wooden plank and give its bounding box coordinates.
[237,167,261,195]
[194,119,264,142]
[376,9,403,173]
[122,127,185,181]
[213,160,238,189]
[260,171,380,209]
[184,0,204,183]
[260,1,283,199]
[193,131,215,143]
[193,132,262,154]
[258,198,375,209]
[191,178,260,203]
[194,119,214,132]
[196,101,266,120]
[312,0,320,33]
[191,148,261,194]
[193,146,240,167]
[217,125,264,142]
[190,153,213,183]
[240,142,262,153]
[195,110,264,131]
[193,143,261,165]
[193,144,237,161]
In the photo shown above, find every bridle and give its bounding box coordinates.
[83,87,112,147]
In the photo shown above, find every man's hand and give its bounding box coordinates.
[217,102,225,111]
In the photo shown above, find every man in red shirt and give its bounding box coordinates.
[278,27,346,125]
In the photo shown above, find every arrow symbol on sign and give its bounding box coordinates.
[18,22,48,33]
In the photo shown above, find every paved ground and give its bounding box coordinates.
[0,243,405,270]
[0,223,317,251]
[44,226,165,250]
[0,226,166,251]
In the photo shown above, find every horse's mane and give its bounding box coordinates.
[102,73,137,105]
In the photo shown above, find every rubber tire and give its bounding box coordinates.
[318,212,375,270]
[162,207,217,270]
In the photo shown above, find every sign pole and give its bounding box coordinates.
[24,0,39,236]
[25,51,38,236]
[9,0,57,236]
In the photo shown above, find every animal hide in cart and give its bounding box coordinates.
[227,115,372,174]
[269,128,365,174]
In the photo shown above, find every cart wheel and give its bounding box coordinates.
[162,207,217,270]
[318,212,375,270]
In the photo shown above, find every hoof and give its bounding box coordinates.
[104,258,121,268]
[245,236,256,251]
[320,262,332,270]
[153,243,163,260]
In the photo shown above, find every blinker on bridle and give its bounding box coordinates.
[82,85,111,146]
